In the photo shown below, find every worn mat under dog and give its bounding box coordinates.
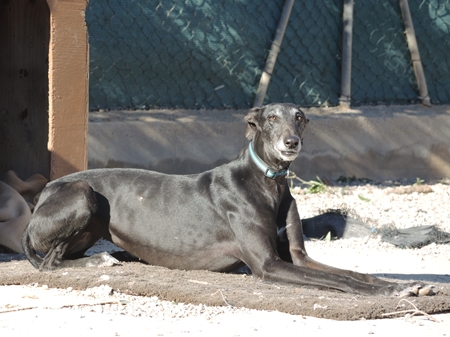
[0,256,449,321]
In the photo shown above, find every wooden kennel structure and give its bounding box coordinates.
[0,0,89,181]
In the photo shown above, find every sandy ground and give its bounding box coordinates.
[0,293,448,337]
[1,181,449,336]
[1,239,449,337]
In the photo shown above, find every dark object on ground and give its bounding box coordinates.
[379,224,450,248]
[301,211,373,239]
[301,209,450,249]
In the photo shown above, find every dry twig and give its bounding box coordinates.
[211,289,233,307]
[381,299,439,322]
[0,300,119,314]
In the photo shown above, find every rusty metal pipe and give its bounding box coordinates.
[398,0,431,106]
[339,0,354,110]
[253,0,295,107]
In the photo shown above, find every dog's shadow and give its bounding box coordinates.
[0,251,27,262]
[374,273,450,284]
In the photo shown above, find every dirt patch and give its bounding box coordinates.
[1,255,449,321]
[387,185,434,195]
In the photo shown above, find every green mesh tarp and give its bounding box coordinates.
[86,0,450,110]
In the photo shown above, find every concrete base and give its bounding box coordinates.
[88,105,450,182]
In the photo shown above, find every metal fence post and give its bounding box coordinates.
[339,0,354,110]
[398,0,431,106]
[253,0,295,107]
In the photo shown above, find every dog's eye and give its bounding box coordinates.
[296,114,303,121]
[268,115,276,121]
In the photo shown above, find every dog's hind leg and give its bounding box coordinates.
[42,249,119,270]
[35,230,119,270]
[22,180,119,271]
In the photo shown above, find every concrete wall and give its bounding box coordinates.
[88,104,450,182]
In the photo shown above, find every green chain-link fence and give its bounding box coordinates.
[86,0,450,110]
[352,1,417,105]
[412,0,450,104]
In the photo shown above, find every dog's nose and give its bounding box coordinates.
[284,136,300,149]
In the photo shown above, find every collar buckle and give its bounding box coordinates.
[249,142,290,179]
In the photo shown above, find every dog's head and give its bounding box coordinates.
[245,103,309,163]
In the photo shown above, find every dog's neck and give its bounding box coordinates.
[248,141,290,179]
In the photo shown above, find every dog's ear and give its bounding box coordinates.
[244,106,263,140]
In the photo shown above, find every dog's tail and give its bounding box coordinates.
[21,225,43,270]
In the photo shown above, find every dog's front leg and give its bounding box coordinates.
[284,198,393,286]
[283,198,310,265]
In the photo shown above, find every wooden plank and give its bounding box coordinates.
[0,0,50,179]
[47,0,89,180]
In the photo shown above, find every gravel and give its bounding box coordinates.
[42,284,256,319]
[295,178,450,250]
[293,178,450,231]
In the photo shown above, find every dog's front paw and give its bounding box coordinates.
[396,283,435,298]
[418,284,436,296]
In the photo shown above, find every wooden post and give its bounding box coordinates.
[46,0,89,179]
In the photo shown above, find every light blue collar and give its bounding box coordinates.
[248,141,290,179]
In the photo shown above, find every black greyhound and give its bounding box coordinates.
[22,103,429,296]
